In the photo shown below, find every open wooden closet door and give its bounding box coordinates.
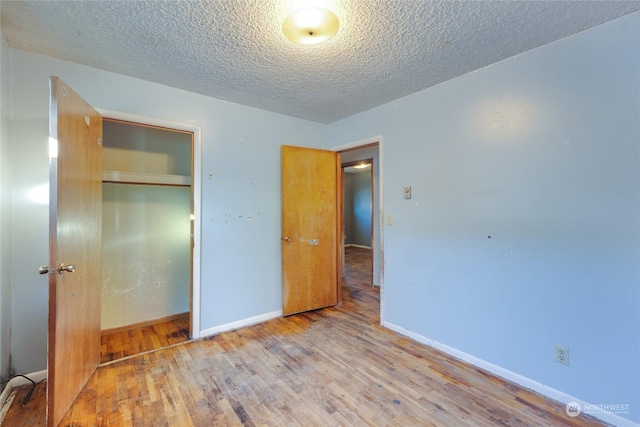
[45,77,103,426]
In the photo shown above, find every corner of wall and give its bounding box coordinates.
[0,28,14,383]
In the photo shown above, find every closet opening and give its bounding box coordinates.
[100,118,194,363]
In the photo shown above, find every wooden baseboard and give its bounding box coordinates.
[101,312,189,336]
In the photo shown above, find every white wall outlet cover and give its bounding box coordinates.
[555,345,569,365]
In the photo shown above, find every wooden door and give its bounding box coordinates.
[47,77,102,426]
[281,145,341,315]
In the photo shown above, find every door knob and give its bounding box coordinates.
[38,263,76,275]
[283,236,292,242]
[58,263,76,274]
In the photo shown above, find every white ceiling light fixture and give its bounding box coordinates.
[282,7,339,45]
[353,162,370,169]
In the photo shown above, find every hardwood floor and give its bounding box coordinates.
[2,316,190,425]
[2,247,606,426]
[344,245,374,288]
[100,313,190,364]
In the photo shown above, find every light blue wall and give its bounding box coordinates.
[328,13,640,423]
[343,173,353,244]
[0,27,12,381]
[350,171,372,247]
[101,184,191,329]
[7,50,326,374]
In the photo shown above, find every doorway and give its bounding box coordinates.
[337,141,382,321]
[280,141,382,319]
[99,118,195,363]
[338,144,380,279]
[342,159,374,287]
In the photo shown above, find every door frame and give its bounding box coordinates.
[97,109,203,339]
[331,136,384,324]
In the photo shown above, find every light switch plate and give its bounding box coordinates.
[403,186,412,199]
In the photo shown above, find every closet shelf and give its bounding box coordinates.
[102,170,191,187]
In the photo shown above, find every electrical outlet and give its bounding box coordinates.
[555,345,569,366]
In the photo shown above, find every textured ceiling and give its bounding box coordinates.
[1,1,639,123]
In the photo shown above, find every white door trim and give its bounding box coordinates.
[96,109,202,339]
[330,135,384,325]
